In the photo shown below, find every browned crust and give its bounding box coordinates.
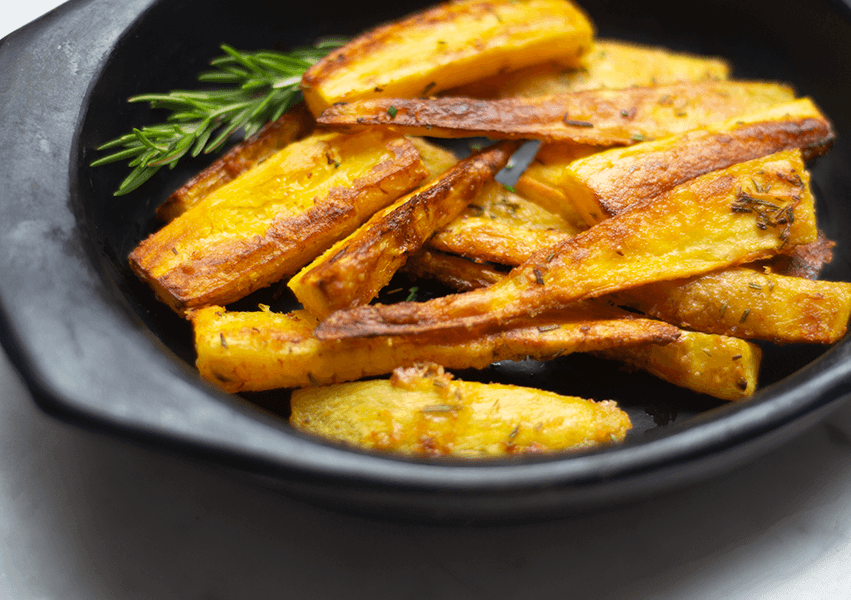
[316,81,796,143]
[290,141,520,316]
[301,0,594,114]
[765,230,836,279]
[313,151,815,340]
[567,100,834,221]
[157,104,315,222]
[404,250,506,292]
[129,136,427,316]
[193,304,680,391]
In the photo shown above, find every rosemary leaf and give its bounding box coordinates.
[93,40,344,196]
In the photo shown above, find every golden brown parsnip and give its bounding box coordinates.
[300,0,594,115]
[614,267,851,344]
[449,39,730,98]
[156,104,315,222]
[314,151,818,340]
[316,81,796,143]
[427,179,581,265]
[405,249,507,291]
[404,248,763,400]
[192,304,679,392]
[597,331,761,401]
[129,131,428,316]
[406,136,459,180]
[289,364,632,456]
[513,143,600,227]
[562,99,834,225]
[288,141,520,318]
[765,231,835,279]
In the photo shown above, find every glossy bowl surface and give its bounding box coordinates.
[2,0,851,520]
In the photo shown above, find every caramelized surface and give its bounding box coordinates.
[315,151,818,340]
[290,365,631,456]
[449,39,730,98]
[316,81,796,143]
[289,141,519,318]
[129,131,428,315]
[193,305,678,392]
[301,0,594,115]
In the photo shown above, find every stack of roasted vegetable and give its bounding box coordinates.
[126,0,851,457]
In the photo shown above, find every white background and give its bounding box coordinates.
[2,2,851,598]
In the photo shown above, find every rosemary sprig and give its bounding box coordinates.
[91,40,344,196]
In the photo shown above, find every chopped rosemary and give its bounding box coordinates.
[739,308,751,323]
[405,286,419,302]
[92,40,345,196]
[420,404,460,413]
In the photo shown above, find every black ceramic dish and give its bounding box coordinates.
[2,0,851,521]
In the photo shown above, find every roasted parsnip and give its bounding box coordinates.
[449,39,730,98]
[290,364,631,456]
[596,331,761,401]
[513,142,600,227]
[613,267,851,344]
[289,141,520,318]
[192,304,679,391]
[427,178,581,266]
[301,0,595,115]
[316,81,796,143]
[315,150,818,340]
[129,130,428,316]
[156,104,315,222]
[405,249,507,292]
[561,99,834,225]
[405,248,762,400]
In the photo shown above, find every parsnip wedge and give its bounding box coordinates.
[316,81,796,143]
[427,178,581,266]
[156,104,315,222]
[449,39,730,99]
[300,0,594,116]
[562,98,834,225]
[614,267,851,344]
[405,249,762,400]
[513,142,600,227]
[314,150,817,340]
[405,249,507,292]
[289,141,520,318]
[597,331,761,401]
[423,201,847,345]
[129,130,428,316]
[192,304,679,392]
[290,364,632,456]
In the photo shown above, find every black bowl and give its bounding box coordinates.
[2,0,851,521]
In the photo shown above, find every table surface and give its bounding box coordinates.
[3,3,851,599]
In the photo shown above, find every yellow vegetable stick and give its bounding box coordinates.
[129,130,428,316]
[290,364,631,456]
[561,98,834,225]
[301,0,595,115]
[315,150,818,340]
[316,81,796,143]
[289,141,520,318]
[450,39,730,98]
[192,304,679,392]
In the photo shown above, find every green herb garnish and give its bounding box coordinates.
[92,40,344,196]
